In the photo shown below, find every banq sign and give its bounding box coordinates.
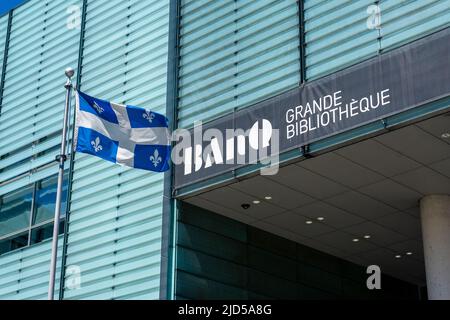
[173,28,450,189]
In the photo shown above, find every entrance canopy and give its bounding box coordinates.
[181,112,450,285]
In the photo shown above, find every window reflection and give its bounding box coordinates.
[34,172,68,224]
[0,186,33,238]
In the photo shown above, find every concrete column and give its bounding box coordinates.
[420,194,450,300]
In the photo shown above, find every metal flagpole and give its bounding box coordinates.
[48,67,75,300]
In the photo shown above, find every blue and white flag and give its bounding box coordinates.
[74,91,170,172]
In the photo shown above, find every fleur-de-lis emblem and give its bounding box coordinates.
[143,110,155,123]
[149,149,162,167]
[92,101,104,114]
[91,137,103,152]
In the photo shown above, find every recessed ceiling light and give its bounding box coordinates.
[252,200,260,204]
[317,217,324,221]
[305,220,313,225]
[363,235,371,239]
[441,132,450,139]
[264,196,272,200]
[352,238,359,242]
[406,252,413,256]
[395,254,402,259]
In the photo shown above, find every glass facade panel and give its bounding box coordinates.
[34,172,68,224]
[0,232,28,255]
[30,220,64,245]
[0,185,32,237]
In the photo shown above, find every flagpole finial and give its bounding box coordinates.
[65,67,75,79]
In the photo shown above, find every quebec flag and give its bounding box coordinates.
[74,91,170,172]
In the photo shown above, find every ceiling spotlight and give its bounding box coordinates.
[363,235,371,239]
[317,217,324,221]
[406,252,413,256]
[352,238,359,242]
[264,196,272,200]
[252,200,260,204]
[395,254,402,259]
[441,132,450,139]
[305,220,313,225]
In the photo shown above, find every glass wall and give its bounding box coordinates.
[177,0,301,128]
[304,0,450,80]
[63,0,170,300]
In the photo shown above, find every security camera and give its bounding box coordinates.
[241,203,250,210]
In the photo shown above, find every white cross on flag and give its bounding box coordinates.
[74,90,171,172]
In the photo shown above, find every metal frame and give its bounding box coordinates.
[160,0,181,301]
[26,181,37,246]
[298,0,306,84]
[0,11,12,115]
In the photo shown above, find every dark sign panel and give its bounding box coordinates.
[174,28,450,189]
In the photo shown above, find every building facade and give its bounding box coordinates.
[0,0,449,300]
